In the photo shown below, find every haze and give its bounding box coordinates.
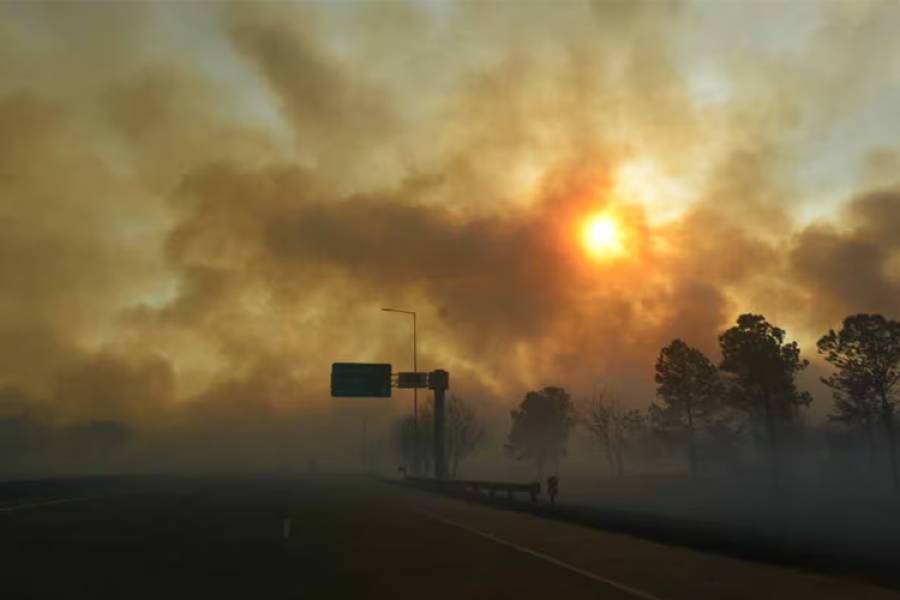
[1,0,899,475]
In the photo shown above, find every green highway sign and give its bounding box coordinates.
[396,372,429,389]
[331,363,392,398]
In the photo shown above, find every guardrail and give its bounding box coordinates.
[403,476,541,503]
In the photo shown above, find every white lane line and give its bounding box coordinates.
[0,492,135,513]
[283,517,292,538]
[413,507,666,600]
[0,496,99,512]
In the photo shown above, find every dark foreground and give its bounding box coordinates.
[2,475,898,599]
[2,475,620,599]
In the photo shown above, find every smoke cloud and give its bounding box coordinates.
[0,0,897,474]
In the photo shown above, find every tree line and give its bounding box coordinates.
[391,312,900,487]
[505,313,900,487]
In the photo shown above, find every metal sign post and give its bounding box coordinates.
[331,363,450,480]
[429,370,449,480]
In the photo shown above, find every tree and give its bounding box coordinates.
[827,370,879,458]
[582,391,644,477]
[506,387,575,479]
[391,414,416,471]
[446,394,485,479]
[652,339,723,476]
[392,396,484,479]
[719,314,811,474]
[391,411,432,474]
[818,314,900,486]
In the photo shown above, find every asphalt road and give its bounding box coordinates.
[2,475,898,599]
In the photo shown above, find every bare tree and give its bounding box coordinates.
[391,411,432,474]
[582,390,644,477]
[392,396,483,479]
[391,414,415,472]
[446,394,484,479]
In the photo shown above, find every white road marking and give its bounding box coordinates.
[0,491,140,513]
[283,517,292,538]
[0,495,104,512]
[414,507,666,600]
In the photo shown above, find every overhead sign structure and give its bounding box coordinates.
[329,361,451,480]
[396,372,429,389]
[331,363,392,398]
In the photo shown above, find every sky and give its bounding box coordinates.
[0,0,899,470]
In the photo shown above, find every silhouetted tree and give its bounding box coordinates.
[391,414,415,470]
[719,314,811,477]
[818,314,900,487]
[583,391,644,477]
[446,394,485,479]
[701,404,745,467]
[652,339,723,476]
[506,387,575,479]
[392,411,433,474]
[827,370,879,458]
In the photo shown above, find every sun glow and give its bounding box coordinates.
[582,213,625,259]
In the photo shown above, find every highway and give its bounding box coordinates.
[2,475,897,599]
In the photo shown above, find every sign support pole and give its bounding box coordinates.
[429,370,449,480]
[413,311,419,475]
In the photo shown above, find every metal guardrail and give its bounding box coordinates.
[404,476,541,502]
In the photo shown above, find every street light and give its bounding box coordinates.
[381,307,418,471]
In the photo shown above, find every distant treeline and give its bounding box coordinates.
[394,313,900,488]
[504,313,900,487]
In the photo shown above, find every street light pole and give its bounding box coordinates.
[381,307,419,472]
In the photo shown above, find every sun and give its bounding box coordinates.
[582,213,624,259]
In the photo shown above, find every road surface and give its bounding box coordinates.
[2,475,897,599]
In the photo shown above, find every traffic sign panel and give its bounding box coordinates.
[331,363,392,397]
[396,372,429,389]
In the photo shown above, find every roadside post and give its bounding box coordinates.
[547,476,559,505]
